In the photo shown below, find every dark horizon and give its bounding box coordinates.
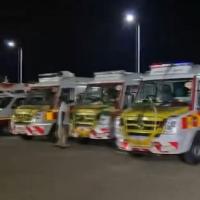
[0,0,200,82]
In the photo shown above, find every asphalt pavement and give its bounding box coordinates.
[0,136,200,200]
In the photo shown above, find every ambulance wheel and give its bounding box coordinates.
[106,139,116,148]
[78,138,89,144]
[129,151,144,158]
[1,127,10,136]
[181,134,200,165]
[20,135,33,140]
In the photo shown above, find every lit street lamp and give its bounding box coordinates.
[124,13,141,73]
[125,14,135,23]
[5,40,23,83]
[7,41,16,48]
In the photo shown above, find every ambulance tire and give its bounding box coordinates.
[181,134,200,165]
[129,151,144,158]
[20,135,33,140]
[78,138,89,144]
[106,139,116,148]
[1,126,10,136]
[47,124,57,143]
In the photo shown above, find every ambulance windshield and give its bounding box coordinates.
[25,89,54,105]
[135,79,192,106]
[82,83,123,107]
[0,97,12,109]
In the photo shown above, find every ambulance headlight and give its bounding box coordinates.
[164,118,178,134]
[114,116,120,128]
[32,112,43,123]
[114,116,124,139]
[115,116,124,128]
[11,114,16,121]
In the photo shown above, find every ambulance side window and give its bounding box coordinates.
[12,98,25,109]
[124,86,138,108]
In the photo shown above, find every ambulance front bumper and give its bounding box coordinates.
[116,134,182,154]
[72,126,113,140]
[11,122,53,136]
[150,134,182,154]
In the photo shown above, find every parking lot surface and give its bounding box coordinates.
[0,136,200,200]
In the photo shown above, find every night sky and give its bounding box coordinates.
[0,0,200,82]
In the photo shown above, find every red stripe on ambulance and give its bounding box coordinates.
[33,126,45,134]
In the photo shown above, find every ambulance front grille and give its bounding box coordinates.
[125,117,164,137]
[74,114,96,127]
[14,114,33,123]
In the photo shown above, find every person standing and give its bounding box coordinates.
[55,95,70,148]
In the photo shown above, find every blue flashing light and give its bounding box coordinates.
[172,62,193,66]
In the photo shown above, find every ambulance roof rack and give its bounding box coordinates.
[60,76,93,88]
[74,77,93,84]
[38,71,75,83]
[93,70,141,82]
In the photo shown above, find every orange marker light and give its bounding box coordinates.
[46,112,54,121]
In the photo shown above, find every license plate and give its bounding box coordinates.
[15,125,26,133]
[78,127,90,132]
[131,136,147,140]
[130,137,150,146]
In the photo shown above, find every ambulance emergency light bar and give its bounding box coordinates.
[150,62,193,75]
[150,62,192,68]
[38,71,74,83]
[94,70,139,82]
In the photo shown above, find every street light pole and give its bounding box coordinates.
[19,47,23,83]
[125,13,141,74]
[136,23,141,73]
[5,40,23,83]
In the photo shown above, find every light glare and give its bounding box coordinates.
[7,41,16,48]
[125,14,135,23]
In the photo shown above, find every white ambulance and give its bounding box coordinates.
[116,62,200,164]
[71,70,141,140]
[11,71,91,140]
[0,83,26,134]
